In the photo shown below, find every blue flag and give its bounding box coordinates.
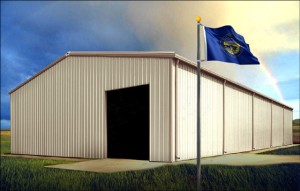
[204,25,259,65]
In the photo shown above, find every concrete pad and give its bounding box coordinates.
[46,153,300,173]
[5,145,299,173]
[180,154,300,166]
[45,158,168,173]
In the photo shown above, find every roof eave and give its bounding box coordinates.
[67,51,176,58]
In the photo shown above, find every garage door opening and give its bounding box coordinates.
[107,85,149,160]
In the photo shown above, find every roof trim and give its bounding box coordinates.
[67,51,177,58]
[9,51,293,110]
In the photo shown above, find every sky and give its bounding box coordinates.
[1,1,299,129]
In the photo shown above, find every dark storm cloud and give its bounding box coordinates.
[1,1,156,126]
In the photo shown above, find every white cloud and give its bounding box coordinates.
[125,1,299,59]
[221,1,299,54]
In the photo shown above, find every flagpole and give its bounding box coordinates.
[196,16,202,191]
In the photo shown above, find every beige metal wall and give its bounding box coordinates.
[10,53,294,161]
[201,73,224,157]
[11,56,171,161]
[174,62,291,160]
[176,63,223,160]
[176,62,197,160]
[271,103,284,147]
[224,84,253,154]
[200,73,224,157]
[253,96,271,150]
[284,109,293,145]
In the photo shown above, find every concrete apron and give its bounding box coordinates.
[45,154,300,173]
[46,158,167,173]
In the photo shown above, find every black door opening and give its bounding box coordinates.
[107,85,149,160]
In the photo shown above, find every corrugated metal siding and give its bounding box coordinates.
[10,53,294,161]
[284,109,293,145]
[10,92,16,154]
[253,96,271,150]
[10,56,171,161]
[271,103,284,147]
[170,59,176,162]
[176,62,197,160]
[176,63,223,160]
[201,73,223,157]
[224,84,252,154]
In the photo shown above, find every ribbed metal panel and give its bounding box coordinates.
[224,84,252,154]
[271,103,284,147]
[10,56,171,161]
[201,72,223,157]
[170,59,176,162]
[10,93,15,154]
[176,63,223,160]
[253,96,272,150]
[176,62,197,160]
[283,109,293,145]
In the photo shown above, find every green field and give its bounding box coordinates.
[1,130,300,191]
[0,130,11,154]
[293,118,300,144]
[1,157,300,191]
[293,119,300,126]
[293,125,300,144]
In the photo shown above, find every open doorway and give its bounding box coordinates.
[106,85,149,160]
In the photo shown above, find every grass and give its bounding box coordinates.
[293,119,300,126]
[0,130,11,154]
[1,130,300,190]
[1,157,300,191]
[293,125,300,144]
[259,145,300,155]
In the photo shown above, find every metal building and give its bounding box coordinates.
[9,52,293,162]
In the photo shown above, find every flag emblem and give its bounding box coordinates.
[221,35,241,56]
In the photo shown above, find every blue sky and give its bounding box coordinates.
[1,1,299,129]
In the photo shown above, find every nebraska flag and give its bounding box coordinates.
[204,25,260,65]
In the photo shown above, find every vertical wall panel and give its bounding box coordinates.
[170,59,176,162]
[201,73,223,157]
[10,56,171,162]
[10,93,15,154]
[253,96,271,149]
[272,103,284,147]
[176,63,196,160]
[284,109,293,145]
[224,84,252,154]
[176,63,223,160]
